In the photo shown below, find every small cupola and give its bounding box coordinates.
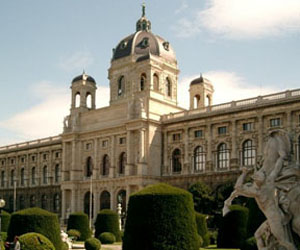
[189,74,214,110]
[136,3,151,32]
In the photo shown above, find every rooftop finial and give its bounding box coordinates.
[142,2,146,17]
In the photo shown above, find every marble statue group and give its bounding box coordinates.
[224,130,300,250]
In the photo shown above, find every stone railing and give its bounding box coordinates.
[162,89,299,121]
[0,135,61,152]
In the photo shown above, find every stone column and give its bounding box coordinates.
[125,131,132,176]
[137,129,147,175]
[163,131,168,175]
[110,136,115,178]
[230,119,238,169]
[183,127,189,174]
[286,110,292,133]
[71,188,76,213]
[258,115,264,156]
[71,140,76,180]
[61,189,66,222]
[206,124,213,171]
[94,138,98,178]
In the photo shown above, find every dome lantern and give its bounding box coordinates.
[136,3,151,32]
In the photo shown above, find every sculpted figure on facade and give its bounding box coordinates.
[224,130,300,250]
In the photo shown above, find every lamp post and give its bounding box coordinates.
[0,199,6,245]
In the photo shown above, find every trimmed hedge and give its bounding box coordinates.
[7,207,62,250]
[0,211,10,232]
[85,237,101,250]
[217,204,249,248]
[123,183,200,250]
[195,212,210,247]
[67,229,81,241]
[94,209,121,241]
[67,212,91,241]
[99,232,116,244]
[19,232,55,250]
[242,237,257,250]
[246,198,265,238]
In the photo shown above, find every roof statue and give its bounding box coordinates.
[223,130,300,250]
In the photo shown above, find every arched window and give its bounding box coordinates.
[118,76,125,96]
[1,171,5,187]
[242,140,256,166]
[140,73,146,91]
[86,92,92,109]
[43,165,48,184]
[100,191,111,210]
[30,195,36,207]
[53,193,60,212]
[84,191,94,218]
[217,143,229,169]
[21,168,25,186]
[75,92,80,108]
[194,95,200,109]
[172,149,182,173]
[41,194,47,209]
[86,157,93,177]
[19,195,25,210]
[166,77,172,97]
[194,146,206,172]
[55,164,59,183]
[119,152,126,175]
[206,95,212,106]
[102,155,110,176]
[31,167,36,185]
[153,73,159,91]
[10,169,14,186]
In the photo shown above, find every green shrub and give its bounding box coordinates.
[85,237,101,250]
[197,235,203,248]
[123,183,200,250]
[7,207,62,250]
[209,230,218,245]
[195,212,209,247]
[242,236,257,250]
[246,198,265,238]
[61,242,69,250]
[0,232,7,241]
[19,232,55,250]
[99,232,116,244]
[67,229,81,241]
[217,204,249,248]
[94,209,121,241]
[67,212,91,241]
[0,211,10,232]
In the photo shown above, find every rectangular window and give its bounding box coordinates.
[218,126,227,135]
[31,155,36,162]
[21,157,25,163]
[102,140,108,147]
[86,143,92,150]
[172,133,181,141]
[10,159,14,165]
[270,118,281,127]
[1,160,4,166]
[43,154,47,160]
[194,130,203,138]
[243,122,253,131]
[55,152,60,158]
[119,137,126,145]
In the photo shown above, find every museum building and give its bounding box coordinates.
[1,7,300,222]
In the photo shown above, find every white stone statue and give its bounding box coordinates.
[224,130,300,250]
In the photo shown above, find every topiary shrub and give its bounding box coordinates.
[67,229,81,241]
[242,236,257,250]
[7,207,62,250]
[85,237,101,250]
[61,242,69,250]
[0,232,7,242]
[67,212,91,241]
[94,209,121,241]
[195,212,210,247]
[217,204,249,248]
[19,232,55,250]
[99,232,116,244]
[0,211,10,232]
[123,183,200,250]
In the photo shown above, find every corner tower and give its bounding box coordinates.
[108,4,182,119]
[70,72,97,113]
[189,74,214,110]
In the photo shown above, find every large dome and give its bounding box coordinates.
[112,5,176,63]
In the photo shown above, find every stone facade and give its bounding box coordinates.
[1,9,300,223]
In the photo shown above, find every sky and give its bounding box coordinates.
[0,0,300,146]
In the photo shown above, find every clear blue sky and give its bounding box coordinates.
[0,0,300,145]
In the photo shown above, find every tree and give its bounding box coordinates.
[188,181,214,214]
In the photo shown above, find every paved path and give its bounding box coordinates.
[72,243,122,250]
